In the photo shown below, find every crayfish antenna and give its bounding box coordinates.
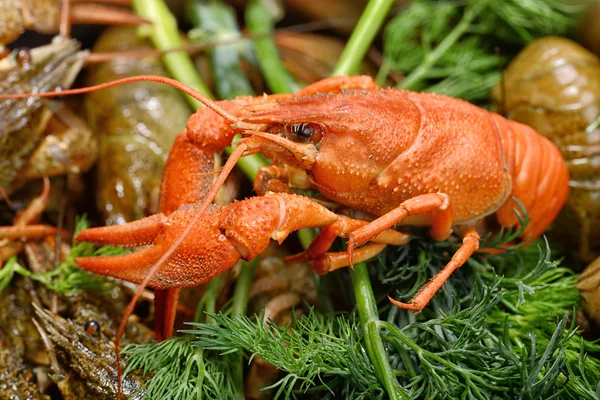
[0,76,241,125]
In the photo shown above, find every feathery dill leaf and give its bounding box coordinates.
[0,215,121,295]
[383,0,585,101]
[380,240,600,399]
[122,336,240,400]
[186,310,384,399]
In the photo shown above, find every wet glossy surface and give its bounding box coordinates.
[84,27,191,225]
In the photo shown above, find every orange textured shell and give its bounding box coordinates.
[238,88,569,241]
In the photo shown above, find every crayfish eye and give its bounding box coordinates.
[289,122,323,144]
[84,320,101,336]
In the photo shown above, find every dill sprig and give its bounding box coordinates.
[0,215,120,296]
[383,0,585,102]
[122,336,240,400]
[187,310,384,399]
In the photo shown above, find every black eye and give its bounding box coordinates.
[289,123,323,143]
[84,320,101,336]
[291,123,313,139]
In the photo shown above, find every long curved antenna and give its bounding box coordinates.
[0,75,240,125]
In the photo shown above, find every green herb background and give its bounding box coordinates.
[3,0,600,399]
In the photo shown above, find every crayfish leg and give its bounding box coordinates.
[154,288,181,341]
[347,193,454,265]
[389,227,480,311]
[285,218,410,273]
[0,177,57,263]
[309,243,388,274]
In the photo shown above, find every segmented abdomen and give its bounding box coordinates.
[493,115,570,240]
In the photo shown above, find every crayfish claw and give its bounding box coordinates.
[75,245,164,285]
[75,213,167,247]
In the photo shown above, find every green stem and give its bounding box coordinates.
[230,259,258,399]
[332,0,395,76]
[350,264,407,400]
[132,0,212,106]
[398,0,488,90]
[194,275,222,324]
[133,0,266,182]
[297,228,316,250]
[245,0,300,94]
[231,260,258,316]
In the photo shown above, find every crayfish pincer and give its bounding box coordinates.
[0,74,569,349]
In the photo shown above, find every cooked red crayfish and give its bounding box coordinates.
[1,75,569,343]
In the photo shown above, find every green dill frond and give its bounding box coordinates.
[0,215,122,296]
[186,310,384,399]
[378,236,600,399]
[122,336,241,400]
[563,340,600,399]
[383,0,584,101]
[0,257,26,291]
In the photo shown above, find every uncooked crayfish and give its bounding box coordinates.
[0,74,570,349]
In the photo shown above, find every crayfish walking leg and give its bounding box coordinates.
[0,178,59,263]
[290,192,482,312]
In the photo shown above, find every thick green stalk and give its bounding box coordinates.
[245,0,300,94]
[194,275,223,324]
[350,264,407,400]
[133,0,267,182]
[132,0,212,106]
[231,260,258,316]
[398,0,488,90]
[332,0,395,76]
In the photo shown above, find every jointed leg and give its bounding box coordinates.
[286,218,410,274]
[254,164,311,195]
[0,178,57,263]
[347,193,453,265]
[389,227,480,311]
